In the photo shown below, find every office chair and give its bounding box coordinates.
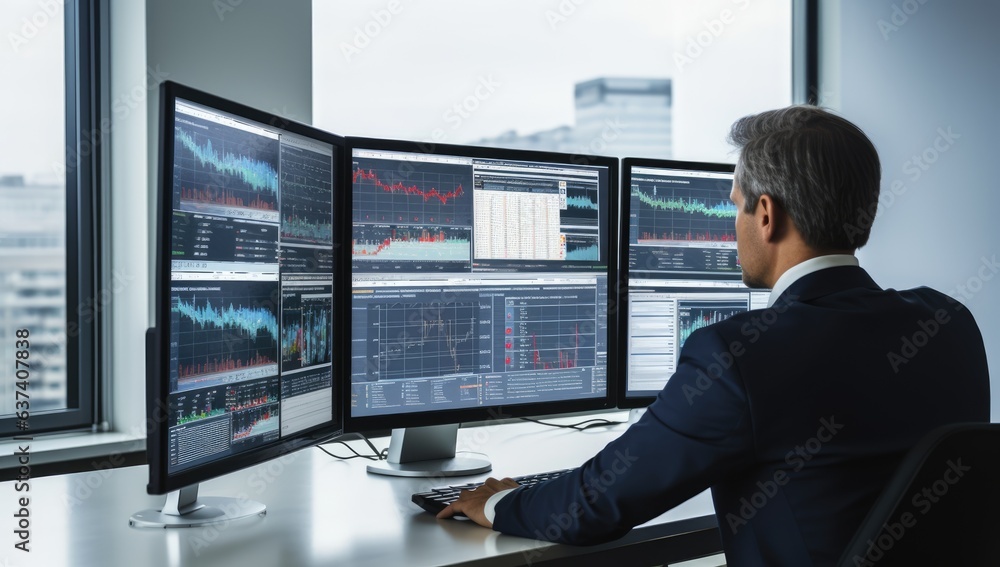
[838,422,1000,566]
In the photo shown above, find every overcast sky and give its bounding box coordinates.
[313,0,792,162]
[1,0,65,184]
[0,0,791,183]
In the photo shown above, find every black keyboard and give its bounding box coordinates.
[412,469,574,515]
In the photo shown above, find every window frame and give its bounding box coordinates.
[792,0,819,104]
[0,0,102,437]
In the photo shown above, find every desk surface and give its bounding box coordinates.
[1,414,718,567]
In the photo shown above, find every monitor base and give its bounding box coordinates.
[130,485,265,528]
[365,425,492,478]
[367,456,492,478]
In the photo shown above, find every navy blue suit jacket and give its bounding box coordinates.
[493,266,990,565]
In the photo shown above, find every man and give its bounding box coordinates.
[438,106,991,565]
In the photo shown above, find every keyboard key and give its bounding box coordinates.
[412,469,574,515]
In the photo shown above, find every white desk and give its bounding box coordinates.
[1,414,719,567]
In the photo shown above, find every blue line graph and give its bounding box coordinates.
[174,295,279,339]
[566,195,599,210]
[175,128,279,196]
[566,244,599,261]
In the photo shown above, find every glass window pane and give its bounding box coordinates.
[312,0,791,161]
[0,0,68,415]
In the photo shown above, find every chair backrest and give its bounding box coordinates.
[838,422,1000,566]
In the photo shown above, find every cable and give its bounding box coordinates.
[316,420,623,462]
[316,432,388,461]
[518,416,624,431]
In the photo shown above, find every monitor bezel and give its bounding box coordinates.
[148,80,347,495]
[344,136,620,433]
[616,157,737,409]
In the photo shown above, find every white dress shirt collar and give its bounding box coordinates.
[766,254,860,307]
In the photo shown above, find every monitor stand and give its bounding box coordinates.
[367,423,492,478]
[628,407,646,424]
[129,484,266,528]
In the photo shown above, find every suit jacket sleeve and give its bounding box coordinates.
[492,326,755,545]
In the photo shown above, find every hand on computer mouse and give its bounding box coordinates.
[436,477,520,528]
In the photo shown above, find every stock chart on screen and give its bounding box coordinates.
[622,161,769,402]
[164,98,336,474]
[350,145,613,418]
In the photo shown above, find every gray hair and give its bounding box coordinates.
[727,105,881,250]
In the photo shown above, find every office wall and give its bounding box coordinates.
[108,0,148,433]
[145,0,312,122]
[107,0,313,432]
[821,1,1000,419]
[144,0,313,247]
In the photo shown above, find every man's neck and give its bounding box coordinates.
[766,247,854,289]
[766,254,860,307]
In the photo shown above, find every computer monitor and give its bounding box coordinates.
[618,158,770,408]
[347,138,618,476]
[132,81,346,527]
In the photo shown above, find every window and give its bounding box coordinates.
[0,0,99,436]
[313,1,794,162]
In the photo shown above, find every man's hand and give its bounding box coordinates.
[436,477,520,528]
